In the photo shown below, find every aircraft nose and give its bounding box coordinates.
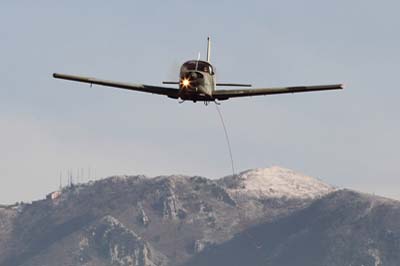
[180,72,204,88]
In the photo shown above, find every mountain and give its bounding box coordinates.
[185,190,400,266]
[0,167,398,266]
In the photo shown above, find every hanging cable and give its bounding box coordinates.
[216,104,261,250]
[215,103,236,177]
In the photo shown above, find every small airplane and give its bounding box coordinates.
[53,37,343,104]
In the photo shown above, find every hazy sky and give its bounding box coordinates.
[1,0,399,204]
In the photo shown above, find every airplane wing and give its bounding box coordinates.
[53,73,180,98]
[212,84,344,100]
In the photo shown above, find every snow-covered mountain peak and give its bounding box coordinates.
[219,166,335,199]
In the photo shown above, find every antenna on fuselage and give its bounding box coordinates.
[206,36,211,63]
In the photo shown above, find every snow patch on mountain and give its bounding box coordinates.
[219,166,334,199]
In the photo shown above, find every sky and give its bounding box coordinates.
[1,0,399,204]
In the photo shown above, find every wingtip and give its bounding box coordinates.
[340,83,345,89]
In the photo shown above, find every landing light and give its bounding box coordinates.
[181,78,190,87]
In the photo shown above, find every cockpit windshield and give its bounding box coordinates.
[181,61,214,74]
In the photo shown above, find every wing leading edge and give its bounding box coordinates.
[53,73,180,98]
[212,84,344,100]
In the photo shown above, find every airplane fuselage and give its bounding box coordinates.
[178,60,215,102]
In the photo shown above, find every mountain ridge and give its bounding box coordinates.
[0,167,398,266]
[185,189,400,266]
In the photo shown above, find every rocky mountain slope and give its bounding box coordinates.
[0,167,398,266]
[185,189,400,266]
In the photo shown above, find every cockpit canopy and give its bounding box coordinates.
[181,60,214,75]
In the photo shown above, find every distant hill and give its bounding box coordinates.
[185,189,400,266]
[0,167,398,266]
